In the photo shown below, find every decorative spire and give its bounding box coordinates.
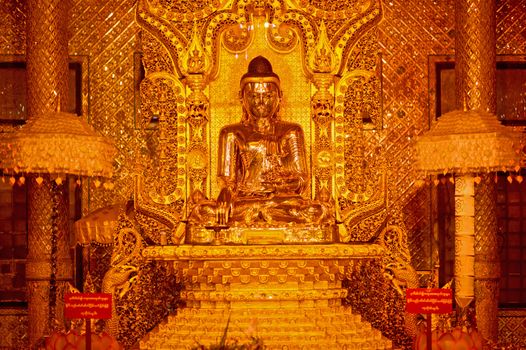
[182,22,211,75]
[309,21,338,73]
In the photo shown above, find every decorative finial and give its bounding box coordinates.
[182,22,211,75]
[309,21,338,73]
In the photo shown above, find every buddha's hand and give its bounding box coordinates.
[216,187,233,225]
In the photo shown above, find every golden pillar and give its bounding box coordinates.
[453,175,475,309]
[26,0,69,115]
[183,27,211,198]
[26,176,53,347]
[26,0,72,346]
[455,0,499,342]
[311,72,335,199]
[474,173,499,340]
[185,73,209,196]
[309,22,337,201]
[454,0,496,113]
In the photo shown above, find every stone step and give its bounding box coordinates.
[170,308,362,323]
[156,322,368,334]
[150,326,379,339]
[144,338,391,350]
[140,307,392,350]
[173,305,356,317]
[161,315,365,327]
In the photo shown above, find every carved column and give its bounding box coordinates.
[455,0,499,342]
[185,74,209,196]
[310,22,337,202]
[454,0,496,113]
[26,0,72,346]
[453,175,475,309]
[183,26,211,198]
[27,176,53,347]
[26,0,69,115]
[474,173,499,340]
[311,73,335,200]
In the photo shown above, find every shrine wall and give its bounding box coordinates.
[67,0,140,210]
[379,0,455,272]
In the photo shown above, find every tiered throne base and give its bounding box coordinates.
[140,244,392,350]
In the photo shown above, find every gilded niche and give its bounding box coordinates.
[135,0,385,244]
[187,56,336,244]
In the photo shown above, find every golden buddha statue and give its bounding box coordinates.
[188,56,335,244]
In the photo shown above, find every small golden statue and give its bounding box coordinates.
[188,56,335,244]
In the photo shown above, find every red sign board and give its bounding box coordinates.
[406,288,452,314]
[64,293,112,319]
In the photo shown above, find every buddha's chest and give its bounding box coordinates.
[237,134,285,173]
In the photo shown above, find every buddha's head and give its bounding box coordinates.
[240,56,282,124]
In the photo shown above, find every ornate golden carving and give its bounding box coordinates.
[143,243,384,260]
[27,281,50,348]
[137,0,382,78]
[141,306,391,349]
[498,309,526,349]
[27,173,73,344]
[141,31,177,75]
[474,173,499,341]
[221,21,254,54]
[185,72,209,196]
[309,21,338,74]
[97,214,180,348]
[344,258,412,349]
[0,0,26,54]
[140,244,392,349]
[181,23,211,75]
[135,72,186,242]
[311,72,335,201]
[0,308,28,349]
[69,0,141,209]
[102,227,142,337]
[455,0,499,343]
[129,1,402,348]
[454,0,497,112]
[26,0,68,116]
[374,222,419,347]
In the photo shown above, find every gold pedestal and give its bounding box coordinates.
[140,244,392,349]
[187,225,336,245]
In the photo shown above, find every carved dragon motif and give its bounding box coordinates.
[102,228,142,337]
[380,225,419,338]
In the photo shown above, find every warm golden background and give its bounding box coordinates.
[0,0,525,347]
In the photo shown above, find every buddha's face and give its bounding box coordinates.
[242,82,280,120]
